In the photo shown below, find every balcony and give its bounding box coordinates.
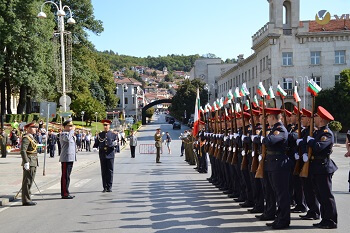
[286,89,293,98]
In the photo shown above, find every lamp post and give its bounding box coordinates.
[204,83,214,104]
[81,111,85,127]
[133,93,138,123]
[95,112,98,132]
[38,1,75,113]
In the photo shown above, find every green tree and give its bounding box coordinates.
[164,74,174,82]
[169,79,208,120]
[145,107,154,119]
[316,69,350,131]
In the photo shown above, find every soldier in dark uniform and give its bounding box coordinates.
[306,106,338,229]
[261,108,291,229]
[93,119,118,192]
[47,130,57,158]
[154,128,163,163]
[21,122,39,206]
[297,108,320,220]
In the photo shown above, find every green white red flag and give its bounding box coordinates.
[276,84,287,98]
[294,85,301,102]
[253,95,259,107]
[227,89,233,103]
[307,79,322,96]
[267,86,275,100]
[193,88,200,136]
[244,99,250,110]
[235,103,241,112]
[234,87,241,98]
[240,83,250,97]
[257,82,267,97]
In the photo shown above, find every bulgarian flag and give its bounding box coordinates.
[294,84,301,102]
[240,83,250,97]
[307,79,322,96]
[234,87,241,98]
[254,95,259,106]
[213,101,218,111]
[227,89,233,103]
[199,106,204,114]
[205,103,211,113]
[193,88,200,136]
[235,103,241,112]
[267,86,275,100]
[257,82,268,97]
[276,84,287,99]
[244,99,250,110]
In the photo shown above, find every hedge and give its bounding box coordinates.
[5,113,60,123]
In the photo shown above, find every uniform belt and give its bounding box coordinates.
[266,150,284,155]
[311,155,330,160]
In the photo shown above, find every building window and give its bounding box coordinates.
[125,97,128,104]
[282,52,293,66]
[313,76,321,87]
[252,67,255,79]
[263,57,266,70]
[133,96,135,104]
[283,77,293,90]
[311,51,321,65]
[335,75,341,83]
[266,56,269,69]
[260,59,262,72]
[335,50,345,64]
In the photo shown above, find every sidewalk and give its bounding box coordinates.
[0,142,128,206]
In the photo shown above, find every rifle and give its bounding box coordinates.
[293,101,302,175]
[255,96,267,178]
[222,106,229,162]
[299,95,315,178]
[213,110,219,158]
[240,98,249,170]
[231,101,239,165]
[216,108,223,160]
[247,96,258,173]
[226,106,234,163]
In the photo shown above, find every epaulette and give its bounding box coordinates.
[324,129,328,133]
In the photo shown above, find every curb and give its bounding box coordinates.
[0,143,129,206]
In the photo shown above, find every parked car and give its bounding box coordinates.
[173,122,181,129]
[169,117,175,124]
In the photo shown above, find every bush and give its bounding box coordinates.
[329,121,342,132]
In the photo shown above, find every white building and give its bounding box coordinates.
[190,58,236,103]
[218,0,350,110]
[115,78,144,121]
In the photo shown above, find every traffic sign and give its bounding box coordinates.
[40,102,57,118]
[59,95,71,107]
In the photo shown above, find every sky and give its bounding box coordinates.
[88,0,350,60]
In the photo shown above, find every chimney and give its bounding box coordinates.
[237,54,244,62]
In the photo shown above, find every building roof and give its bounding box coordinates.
[309,19,350,32]
[115,77,142,86]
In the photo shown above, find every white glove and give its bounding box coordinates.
[24,162,30,171]
[251,151,255,158]
[307,136,314,143]
[294,153,300,160]
[251,135,257,141]
[258,154,262,161]
[112,141,118,146]
[92,148,97,152]
[296,139,303,146]
[241,135,247,141]
[260,136,264,144]
[162,132,165,135]
[224,136,227,141]
[302,153,308,162]
[241,150,245,156]
[232,147,236,152]
[228,146,232,151]
[233,133,239,139]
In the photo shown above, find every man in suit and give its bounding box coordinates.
[93,119,118,192]
[129,130,137,158]
[59,119,77,199]
[21,122,39,206]
[0,127,9,158]
[306,106,338,229]
[47,130,57,158]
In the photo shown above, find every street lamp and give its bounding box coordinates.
[38,1,75,113]
[95,112,98,132]
[204,84,214,103]
[133,93,138,123]
[81,111,85,127]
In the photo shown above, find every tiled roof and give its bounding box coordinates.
[309,19,350,32]
[115,77,142,86]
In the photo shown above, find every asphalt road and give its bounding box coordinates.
[0,114,349,233]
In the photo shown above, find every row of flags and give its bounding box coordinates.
[193,79,321,136]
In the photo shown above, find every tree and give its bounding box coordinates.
[169,79,208,120]
[164,74,174,82]
[316,69,350,131]
[145,107,154,119]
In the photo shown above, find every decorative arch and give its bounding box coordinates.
[142,99,172,125]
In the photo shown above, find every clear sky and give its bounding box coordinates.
[88,0,350,60]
